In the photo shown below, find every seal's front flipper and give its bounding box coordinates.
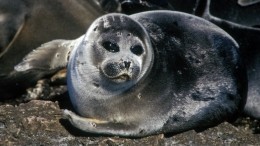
[63,109,109,131]
[63,109,141,137]
[14,39,76,72]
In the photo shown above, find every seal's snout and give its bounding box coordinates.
[100,59,142,83]
[102,61,132,81]
[103,61,133,77]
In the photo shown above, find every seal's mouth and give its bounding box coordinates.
[111,74,131,82]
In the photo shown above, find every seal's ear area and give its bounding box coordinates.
[15,39,75,72]
[90,13,143,33]
[90,13,153,50]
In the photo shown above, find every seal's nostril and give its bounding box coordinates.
[124,61,131,69]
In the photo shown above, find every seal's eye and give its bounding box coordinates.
[130,45,144,56]
[102,41,119,53]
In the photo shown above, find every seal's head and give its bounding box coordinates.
[89,13,153,84]
[68,13,153,98]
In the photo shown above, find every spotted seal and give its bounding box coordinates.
[15,11,247,137]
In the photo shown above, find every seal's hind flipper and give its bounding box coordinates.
[15,39,78,72]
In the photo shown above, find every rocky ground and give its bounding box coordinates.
[0,84,259,145]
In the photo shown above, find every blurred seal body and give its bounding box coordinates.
[0,0,105,97]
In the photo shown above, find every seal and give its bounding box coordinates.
[15,11,247,137]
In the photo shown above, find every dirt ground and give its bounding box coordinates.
[0,90,259,146]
